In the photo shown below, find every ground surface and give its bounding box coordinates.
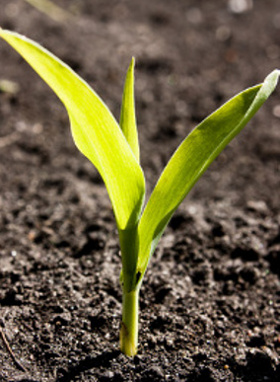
[0,0,280,381]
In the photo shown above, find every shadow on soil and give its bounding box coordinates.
[55,350,120,382]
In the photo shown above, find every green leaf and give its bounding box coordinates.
[0,29,145,230]
[23,0,72,22]
[120,57,140,162]
[137,70,279,279]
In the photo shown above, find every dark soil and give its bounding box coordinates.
[0,0,280,381]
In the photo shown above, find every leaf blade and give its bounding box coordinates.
[0,29,145,230]
[120,57,140,162]
[137,70,279,278]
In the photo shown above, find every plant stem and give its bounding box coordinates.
[118,226,139,292]
[120,289,139,357]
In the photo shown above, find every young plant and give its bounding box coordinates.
[0,28,279,356]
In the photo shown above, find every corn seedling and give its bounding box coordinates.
[0,29,279,356]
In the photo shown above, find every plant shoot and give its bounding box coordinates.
[0,28,279,356]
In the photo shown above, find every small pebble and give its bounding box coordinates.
[273,104,280,118]
[228,0,253,14]
[11,250,17,257]
[147,365,164,378]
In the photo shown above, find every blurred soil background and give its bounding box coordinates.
[0,0,280,381]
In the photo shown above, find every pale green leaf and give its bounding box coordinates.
[137,70,279,279]
[0,29,145,230]
[120,57,139,162]
[23,0,72,22]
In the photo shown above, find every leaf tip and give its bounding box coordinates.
[0,27,7,41]
[264,69,280,86]
[0,28,9,40]
[129,56,135,72]
[274,68,280,82]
